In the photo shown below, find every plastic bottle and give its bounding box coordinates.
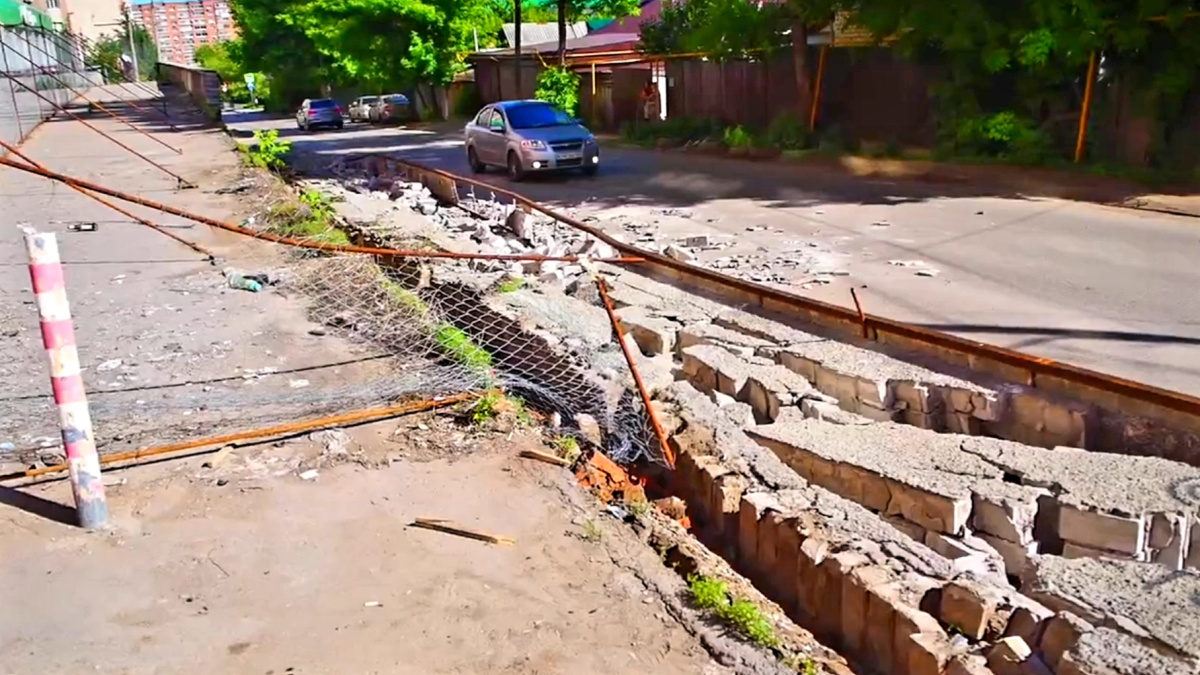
[226,273,262,292]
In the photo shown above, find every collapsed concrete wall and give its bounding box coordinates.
[660,381,1200,675]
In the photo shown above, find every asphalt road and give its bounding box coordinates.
[226,112,1200,396]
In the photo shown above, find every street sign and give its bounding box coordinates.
[243,72,256,91]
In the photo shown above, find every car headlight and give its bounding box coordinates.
[520,139,547,150]
[585,135,597,145]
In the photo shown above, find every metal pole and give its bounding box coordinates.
[513,0,522,97]
[21,227,109,529]
[0,69,192,187]
[809,44,829,131]
[22,28,176,129]
[0,34,25,141]
[1074,50,1099,164]
[126,5,140,82]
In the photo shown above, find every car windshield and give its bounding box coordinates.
[505,102,573,129]
[310,99,337,109]
[360,96,378,104]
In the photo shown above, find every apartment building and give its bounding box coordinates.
[26,0,124,41]
[130,0,235,65]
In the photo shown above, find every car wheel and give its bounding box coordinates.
[467,146,486,174]
[582,164,598,177]
[507,151,526,182]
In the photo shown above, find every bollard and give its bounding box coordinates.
[22,227,109,529]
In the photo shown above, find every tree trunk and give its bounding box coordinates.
[557,0,567,66]
[791,21,812,116]
[514,0,523,97]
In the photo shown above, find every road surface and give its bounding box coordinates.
[226,112,1200,396]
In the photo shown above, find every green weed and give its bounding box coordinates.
[266,201,350,246]
[433,324,493,373]
[581,518,604,542]
[552,435,582,464]
[379,277,431,317]
[497,277,526,293]
[688,575,779,649]
[241,129,291,171]
[469,390,505,425]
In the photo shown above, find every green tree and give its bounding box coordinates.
[86,24,158,82]
[526,0,641,63]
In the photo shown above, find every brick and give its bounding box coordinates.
[1057,505,1146,556]
[1149,512,1189,570]
[795,536,830,623]
[1004,602,1054,650]
[755,511,785,590]
[842,566,891,656]
[924,531,992,575]
[811,550,867,642]
[894,603,946,675]
[710,472,746,540]
[618,311,679,356]
[891,380,933,413]
[1036,613,1091,672]
[774,518,803,615]
[855,376,889,409]
[940,581,1002,641]
[737,492,779,567]
[864,578,904,675]
[907,632,953,675]
[884,481,972,535]
[814,366,860,410]
[1061,541,1142,562]
[972,494,1040,545]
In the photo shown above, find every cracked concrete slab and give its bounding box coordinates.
[961,437,1200,517]
[1023,556,1200,661]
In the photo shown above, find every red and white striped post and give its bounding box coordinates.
[22,227,109,529]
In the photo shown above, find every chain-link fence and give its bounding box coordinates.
[0,152,667,475]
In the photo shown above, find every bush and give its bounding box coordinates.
[687,575,779,649]
[534,66,581,117]
[952,111,1052,164]
[767,113,808,150]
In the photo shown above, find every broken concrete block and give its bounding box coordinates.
[711,473,747,539]
[940,581,1003,641]
[743,366,813,422]
[972,492,1042,545]
[864,579,904,674]
[1036,613,1092,672]
[978,533,1039,576]
[1004,602,1054,652]
[1148,512,1189,570]
[924,531,993,576]
[710,390,737,407]
[987,636,1033,675]
[677,322,772,358]
[616,309,680,356]
[683,234,713,247]
[800,397,871,425]
[843,565,893,657]
[945,654,995,675]
[891,380,934,414]
[885,481,972,536]
[1057,506,1146,556]
[1188,519,1200,570]
[906,631,954,675]
[662,244,695,262]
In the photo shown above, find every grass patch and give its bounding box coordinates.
[497,277,526,293]
[469,390,505,425]
[625,494,651,518]
[688,575,779,649]
[379,277,431,317]
[266,199,350,247]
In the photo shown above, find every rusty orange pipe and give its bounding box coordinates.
[1,395,471,482]
[0,155,643,264]
[594,276,675,469]
[0,138,214,260]
[1074,51,1099,163]
[809,45,830,131]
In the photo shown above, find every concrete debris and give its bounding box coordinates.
[663,244,696,263]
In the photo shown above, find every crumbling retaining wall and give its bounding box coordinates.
[660,381,1200,675]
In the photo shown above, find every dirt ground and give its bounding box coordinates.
[0,89,732,675]
[1,413,728,675]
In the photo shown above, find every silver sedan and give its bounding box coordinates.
[463,100,600,181]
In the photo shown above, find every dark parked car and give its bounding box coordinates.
[368,94,411,123]
[463,100,599,181]
[347,95,378,123]
[295,98,344,131]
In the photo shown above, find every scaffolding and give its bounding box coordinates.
[0,0,100,148]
